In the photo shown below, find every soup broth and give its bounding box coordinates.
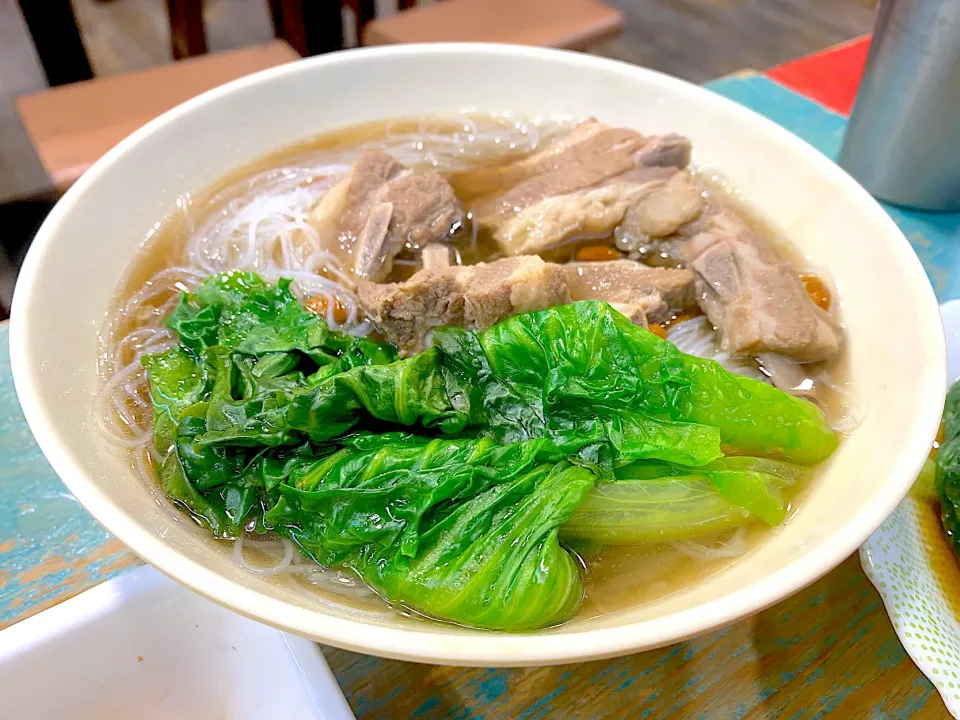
[99,115,849,629]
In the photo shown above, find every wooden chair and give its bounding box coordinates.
[15,0,347,88]
[364,0,623,50]
[13,0,620,192]
[169,0,365,59]
[167,0,623,59]
[18,0,621,87]
[15,0,93,87]
[15,41,300,191]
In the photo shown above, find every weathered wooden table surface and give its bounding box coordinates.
[3,38,960,718]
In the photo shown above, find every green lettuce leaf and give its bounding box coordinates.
[141,345,206,458]
[561,456,806,545]
[546,408,722,469]
[159,278,832,474]
[141,273,833,631]
[281,349,470,443]
[168,270,394,369]
[559,476,747,545]
[360,462,593,630]
[157,444,231,537]
[264,436,592,630]
[142,271,400,536]
[617,456,804,525]
[937,382,960,554]
[265,436,562,563]
[435,301,836,465]
[143,345,235,534]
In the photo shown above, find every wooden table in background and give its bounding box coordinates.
[4,38,960,718]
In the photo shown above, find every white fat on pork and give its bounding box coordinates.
[467,121,693,256]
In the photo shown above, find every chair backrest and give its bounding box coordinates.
[15,42,300,191]
[364,0,623,50]
[167,0,377,59]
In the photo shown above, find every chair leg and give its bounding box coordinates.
[268,0,344,56]
[166,0,207,60]
[15,0,94,86]
[356,0,375,36]
[267,0,286,40]
[342,0,375,43]
[267,0,307,55]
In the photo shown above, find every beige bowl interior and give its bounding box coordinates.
[11,45,945,666]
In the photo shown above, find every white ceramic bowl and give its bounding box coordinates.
[11,45,945,666]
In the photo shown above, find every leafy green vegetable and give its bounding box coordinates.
[157,446,231,536]
[281,349,469,442]
[141,272,833,631]
[617,456,803,525]
[265,435,563,563]
[160,272,466,448]
[266,436,592,630]
[141,345,206,457]
[168,282,832,471]
[434,302,836,465]
[536,408,721,470]
[142,271,401,537]
[938,383,960,553]
[168,271,394,370]
[912,458,938,502]
[560,476,747,545]
[562,456,806,545]
[362,462,592,630]
[142,274,601,629]
[142,346,232,534]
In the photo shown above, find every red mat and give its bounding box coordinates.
[766,35,871,116]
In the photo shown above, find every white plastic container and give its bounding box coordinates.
[0,566,356,720]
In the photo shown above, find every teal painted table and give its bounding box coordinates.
[2,66,959,718]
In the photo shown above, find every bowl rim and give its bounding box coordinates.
[10,43,946,666]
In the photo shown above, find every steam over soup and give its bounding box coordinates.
[98,116,850,630]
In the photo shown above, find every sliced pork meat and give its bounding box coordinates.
[456,121,692,202]
[465,121,692,257]
[450,119,616,198]
[564,259,697,324]
[309,150,462,282]
[634,133,693,169]
[358,268,463,355]
[620,236,688,268]
[603,171,842,362]
[615,172,705,250]
[359,256,570,355]
[471,132,651,222]
[463,256,570,330]
[488,168,680,257]
[684,211,841,362]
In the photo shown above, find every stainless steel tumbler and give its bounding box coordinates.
[838,0,960,212]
